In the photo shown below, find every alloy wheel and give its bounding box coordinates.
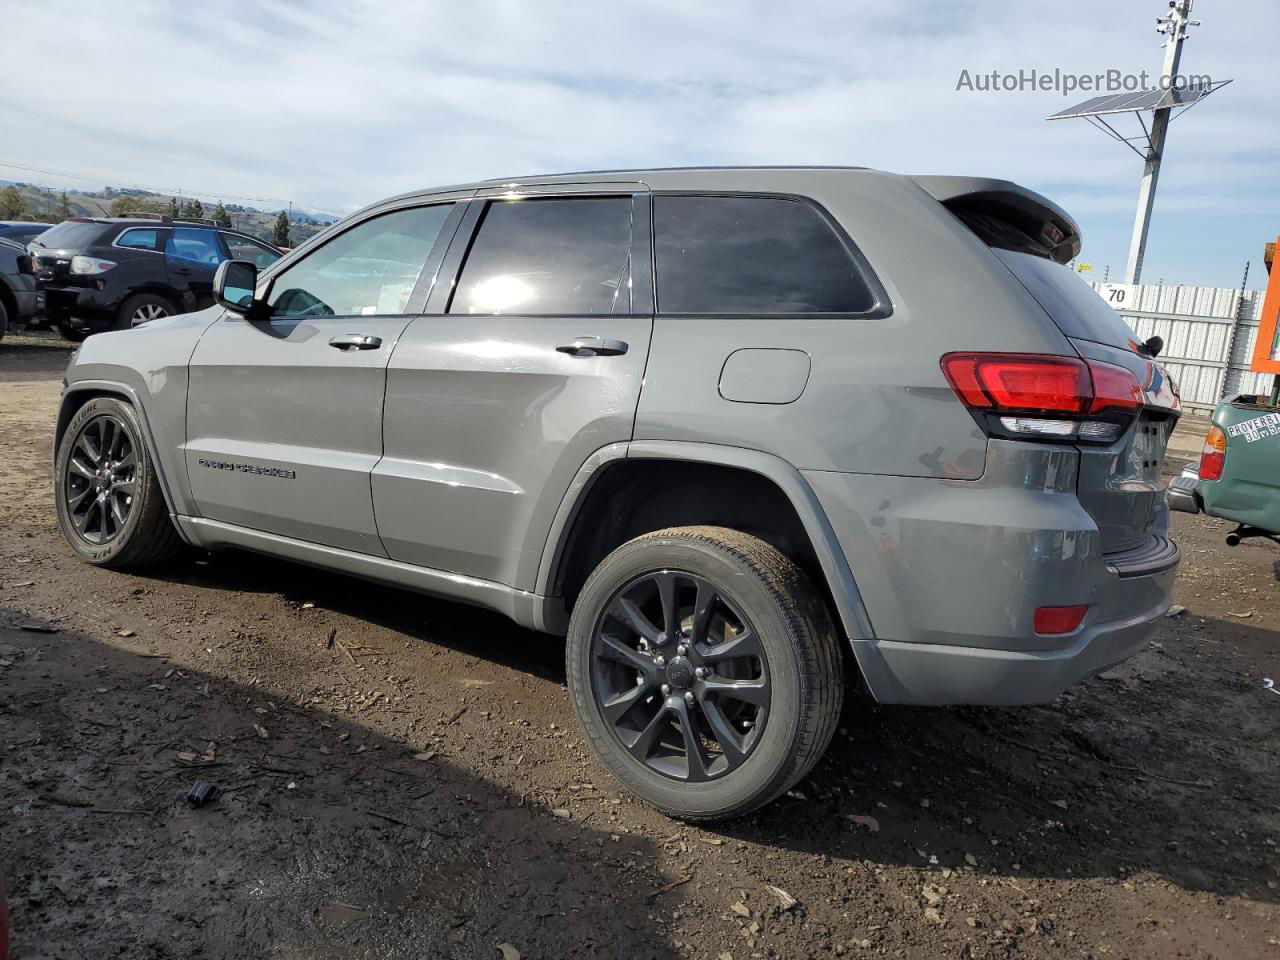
[590,570,771,782]
[63,415,138,544]
[131,303,169,325]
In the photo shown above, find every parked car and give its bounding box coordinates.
[0,221,52,244]
[0,237,38,341]
[30,215,282,340]
[1169,394,1280,545]
[52,167,1181,819]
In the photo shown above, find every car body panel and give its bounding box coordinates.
[1196,398,1280,533]
[55,166,1180,708]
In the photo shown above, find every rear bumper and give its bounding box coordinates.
[1168,464,1201,514]
[41,285,116,327]
[849,568,1173,705]
[803,439,1178,706]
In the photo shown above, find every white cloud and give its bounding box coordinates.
[2,0,1271,285]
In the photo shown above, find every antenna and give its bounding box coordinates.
[1046,0,1231,283]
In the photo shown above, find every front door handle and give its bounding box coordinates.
[555,336,629,358]
[329,334,383,351]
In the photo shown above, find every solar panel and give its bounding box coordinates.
[1047,80,1228,120]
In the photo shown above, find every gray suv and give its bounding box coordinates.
[53,167,1181,819]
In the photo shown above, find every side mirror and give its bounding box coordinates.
[213,260,265,316]
[1142,335,1164,358]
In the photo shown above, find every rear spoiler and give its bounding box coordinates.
[910,175,1082,265]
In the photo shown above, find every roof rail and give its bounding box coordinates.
[119,212,171,222]
[173,217,230,227]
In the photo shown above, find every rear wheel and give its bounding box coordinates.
[0,297,8,341]
[54,396,182,568]
[116,293,174,330]
[566,525,843,820]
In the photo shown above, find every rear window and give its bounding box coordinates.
[30,221,107,252]
[654,195,876,315]
[993,248,1139,348]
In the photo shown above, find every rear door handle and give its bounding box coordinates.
[329,334,383,351]
[555,337,629,358]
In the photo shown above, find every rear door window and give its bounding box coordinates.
[654,195,877,315]
[165,227,224,265]
[449,197,632,316]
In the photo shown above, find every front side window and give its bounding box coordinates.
[165,227,224,265]
[267,204,454,319]
[450,197,632,316]
[654,195,876,315]
[116,228,162,251]
[223,233,281,269]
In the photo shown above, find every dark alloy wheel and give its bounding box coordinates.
[592,570,771,782]
[567,526,844,820]
[54,395,183,568]
[63,413,138,544]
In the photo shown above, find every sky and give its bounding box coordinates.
[3,0,1274,289]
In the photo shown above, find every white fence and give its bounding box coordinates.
[1091,280,1270,413]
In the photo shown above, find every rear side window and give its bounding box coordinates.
[166,227,224,265]
[654,195,876,315]
[993,249,1139,348]
[116,228,163,251]
[450,197,632,316]
[29,221,106,251]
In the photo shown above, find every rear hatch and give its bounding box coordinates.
[995,249,1180,553]
[921,180,1181,556]
[28,220,112,285]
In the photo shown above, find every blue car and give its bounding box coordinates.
[0,221,52,245]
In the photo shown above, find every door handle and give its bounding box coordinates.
[328,334,383,351]
[555,337,629,358]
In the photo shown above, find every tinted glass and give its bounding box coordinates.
[223,233,280,269]
[654,195,875,314]
[29,221,107,251]
[267,204,453,318]
[994,249,1139,348]
[166,227,224,265]
[116,228,162,251]
[450,197,631,316]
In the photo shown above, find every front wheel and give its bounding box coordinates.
[54,396,182,567]
[566,525,843,821]
[117,293,174,330]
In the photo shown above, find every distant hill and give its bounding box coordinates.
[0,182,336,247]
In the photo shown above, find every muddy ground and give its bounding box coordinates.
[1,332,1277,959]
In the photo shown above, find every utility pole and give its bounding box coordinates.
[1125,0,1200,283]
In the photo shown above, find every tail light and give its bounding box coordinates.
[70,255,116,275]
[1199,425,1227,481]
[941,353,1143,443]
[1034,604,1088,635]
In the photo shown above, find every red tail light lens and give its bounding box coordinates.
[941,353,1144,443]
[1034,604,1088,635]
[942,354,1088,413]
[1199,426,1226,481]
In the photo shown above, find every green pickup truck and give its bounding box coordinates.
[1170,394,1280,545]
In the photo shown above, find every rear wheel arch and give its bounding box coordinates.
[541,442,875,646]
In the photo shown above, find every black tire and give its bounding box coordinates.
[116,293,174,330]
[54,396,183,568]
[0,297,8,342]
[566,525,843,821]
[54,321,88,343]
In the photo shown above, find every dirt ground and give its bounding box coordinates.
[2,333,1278,959]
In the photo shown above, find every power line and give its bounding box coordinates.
[0,157,347,217]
